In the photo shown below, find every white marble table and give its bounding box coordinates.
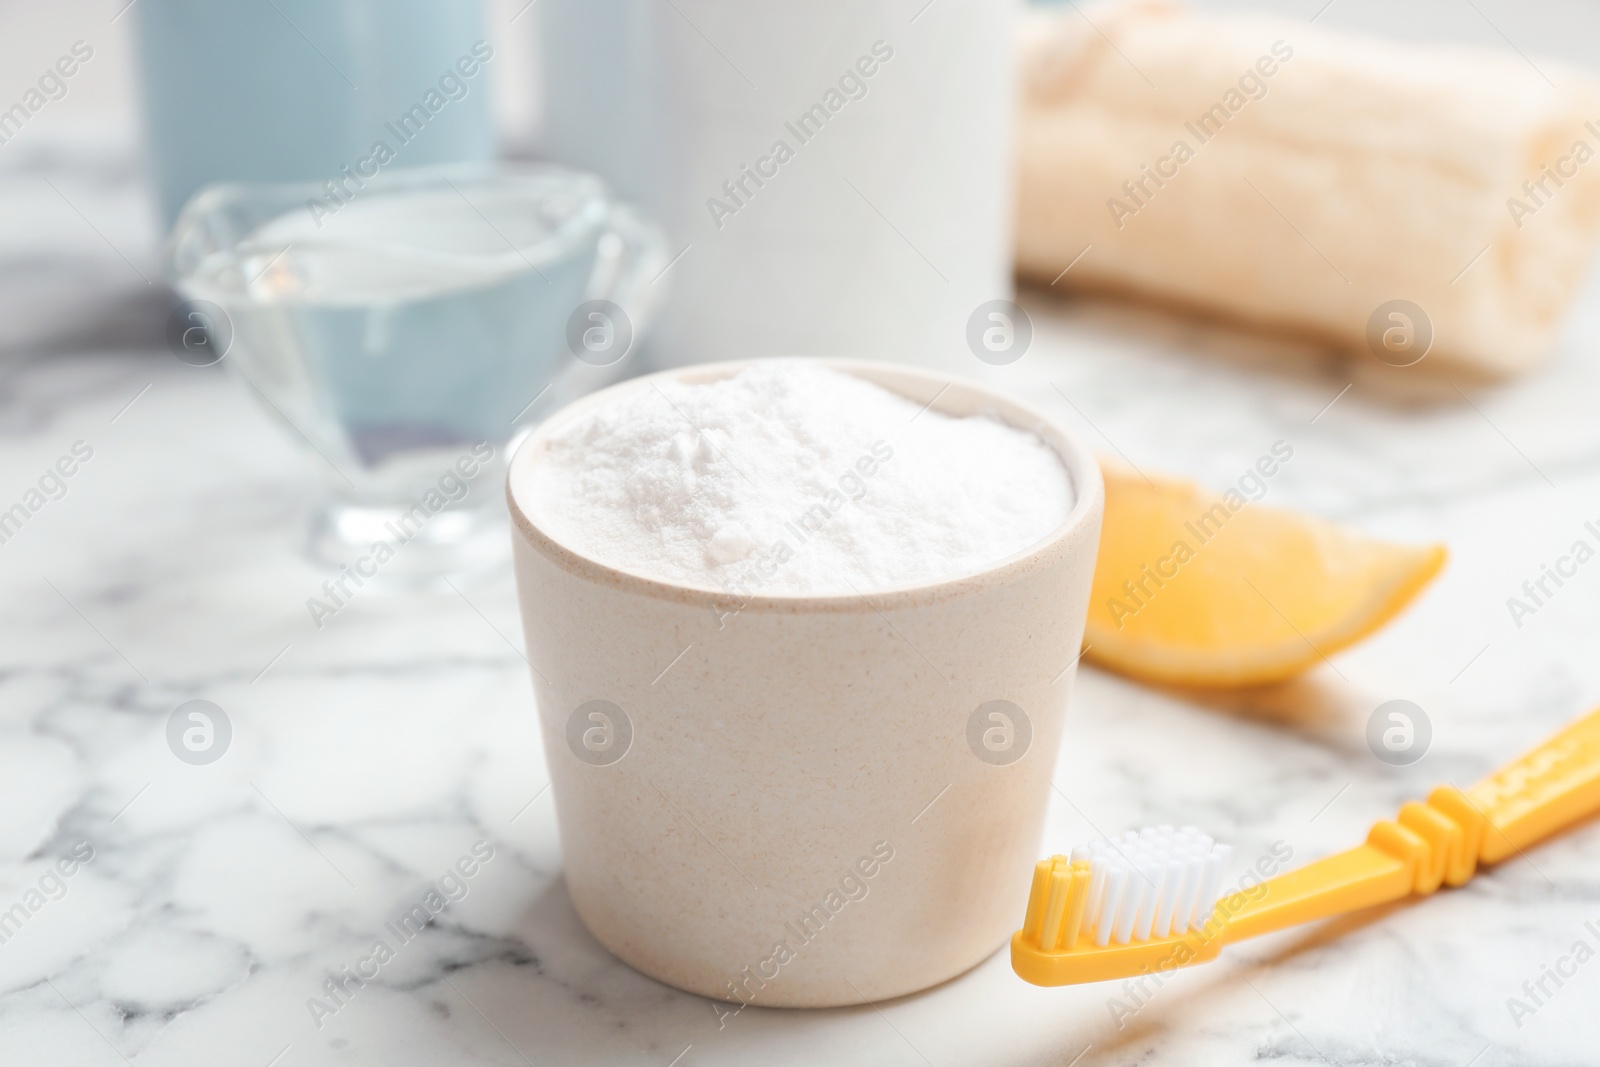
[5,134,1600,1066]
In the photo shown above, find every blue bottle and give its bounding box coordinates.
[135,0,498,229]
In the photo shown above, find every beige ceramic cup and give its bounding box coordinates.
[507,359,1103,1007]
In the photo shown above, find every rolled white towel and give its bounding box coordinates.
[1016,1,1600,377]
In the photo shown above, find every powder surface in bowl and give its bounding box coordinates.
[522,361,1075,595]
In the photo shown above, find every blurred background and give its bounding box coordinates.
[5,0,1598,361]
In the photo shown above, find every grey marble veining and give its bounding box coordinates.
[3,134,1600,1066]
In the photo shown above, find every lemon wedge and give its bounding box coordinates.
[1084,462,1446,688]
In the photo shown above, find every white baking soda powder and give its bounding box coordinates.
[524,361,1074,595]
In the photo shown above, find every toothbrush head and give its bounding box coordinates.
[1012,826,1234,986]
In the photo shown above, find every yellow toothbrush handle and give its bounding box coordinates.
[1225,704,1600,945]
[1468,703,1600,863]
[1220,843,1410,942]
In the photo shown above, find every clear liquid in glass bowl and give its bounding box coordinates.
[167,164,667,583]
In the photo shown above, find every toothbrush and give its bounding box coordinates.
[1013,702,1600,986]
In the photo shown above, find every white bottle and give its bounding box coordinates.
[535,0,1016,372]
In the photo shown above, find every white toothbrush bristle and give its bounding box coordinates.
[1033,825,1232,951]
[1192,851,1224,928]
[1083,849,1109,935]
[1112,872,1141,944]
[1170,854,1201,935]
[1152,859,1182,935]
[1095,866,1127,947]
[1132,861,1162,940]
